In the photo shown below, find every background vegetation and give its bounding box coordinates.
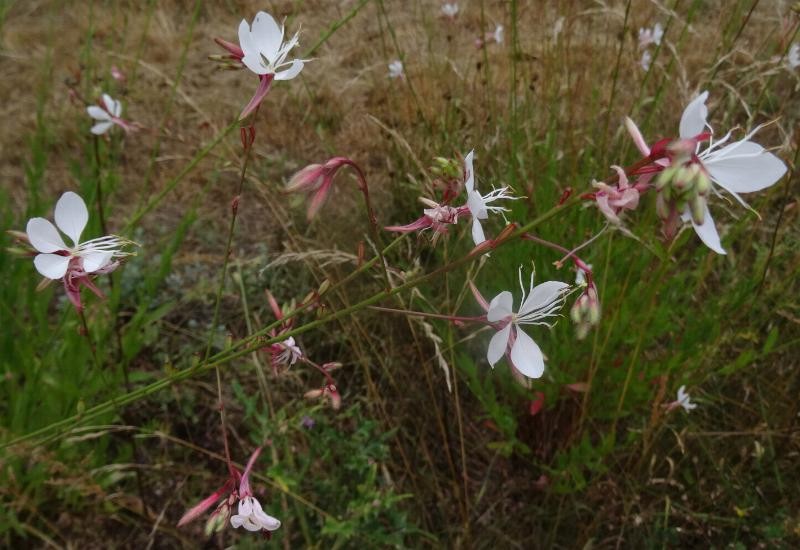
[1,0,798,547]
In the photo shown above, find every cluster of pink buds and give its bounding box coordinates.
[178,447,281,536]
[285,157,358,220]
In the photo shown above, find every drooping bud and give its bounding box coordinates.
[689,194,706,225]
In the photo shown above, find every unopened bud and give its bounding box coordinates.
[5,229,29,243]
[588,298,601,325]
[204,503,231,536]
[317,279,331,295]
[655,193,671,220]
[690,195,706,225]
[432,157,461,178]
[694,170,711,195]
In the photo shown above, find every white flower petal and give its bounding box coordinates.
[243,518,262,531]
[254,508,281,531]
[679,91,709,139]
[251,11,283,61]
[467,190,487,220]
[102,94,121,117]
[509,328,545,379]
[274,59,304,80]
[33,253,70,279]
[487,323,511,366]
[54,192,88,246]
[464,150,475,193]
[690,204,726,255]
[26,218,68,253]
[238,18,258,59]
[241,53,269,75]
[705,142,787,194]
[239,497,253,517]
[519,280,569,317]
[471,218,485,245]
[487,291,513,322]
[87,105,111,121]
[91,121,114,135]
[230,515,245,528]
[82,250,113,273]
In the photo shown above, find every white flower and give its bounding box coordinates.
[493,25,504,44]
[230,496,281,532]
[485,269,570,379]
[238,11,305,80]
[86,94,123,135]
[640,50,652,71]
[676,385,697,412]
[388,60,404,79]
[463,150,516,245]
[638,23,663,49]
[676,91,787,254]
[788,43,800,69]
[277,337,302,366]
[441,2,458,18]
[575,264,592,286]
[25,192,127,280]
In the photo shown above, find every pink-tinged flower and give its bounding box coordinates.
[178,447,281,536]
[110,65,126,82]
[625,92,787,254]
[388,60,404,79]
[441,3,459,18]
[638,23,663,49]
[87,93,135,134]
[592,166,641,224]
[25,192,131,311]
[480,268,570,379]
[665,385,697,413]
[216,11,305,119]
[261,290,303,371]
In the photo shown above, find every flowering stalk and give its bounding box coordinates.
[5,197,580,448]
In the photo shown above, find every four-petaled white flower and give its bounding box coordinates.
[441,2,458,18]
[87,94,123,135]
[388,60,404,79]
[238,11,305,80]
[486,269,570,379]
[26,192,127,280]
[638,23,663,49]
[676,91,787,254]
[230,496,281,532]
[463,150,516,245]
[675,385,697,412]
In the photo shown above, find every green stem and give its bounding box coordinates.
[4,197,577,448]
